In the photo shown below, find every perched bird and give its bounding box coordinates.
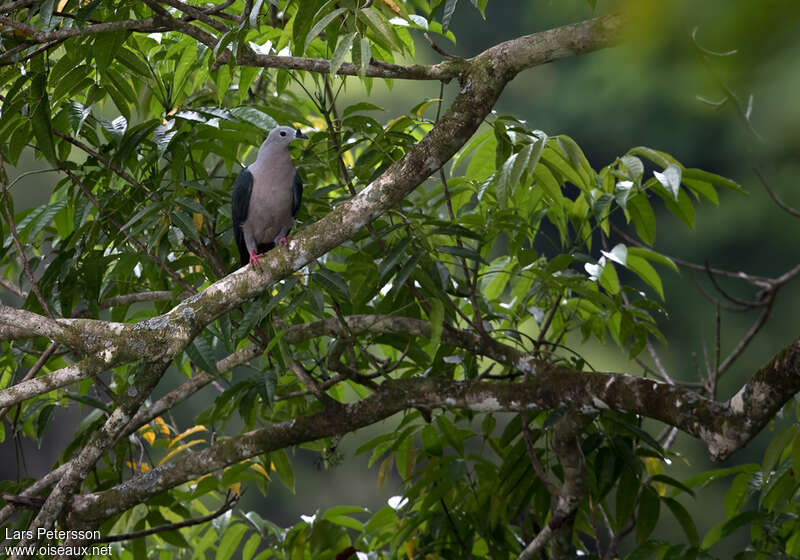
[232,126,307,269]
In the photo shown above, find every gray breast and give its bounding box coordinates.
[244,149,296,245]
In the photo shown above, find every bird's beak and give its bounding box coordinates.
[295,129,308,140]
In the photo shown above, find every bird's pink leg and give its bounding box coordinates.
[248,249,262,269]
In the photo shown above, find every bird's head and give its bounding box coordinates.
[263,126,308,149]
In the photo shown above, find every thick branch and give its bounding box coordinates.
[18,360,171,552]
[68,336,800,524]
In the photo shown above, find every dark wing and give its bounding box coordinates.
[291,171,303,218]
[231,168,253,267]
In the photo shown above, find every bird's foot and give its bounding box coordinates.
[248,250,262,270]
[276,236,292,246]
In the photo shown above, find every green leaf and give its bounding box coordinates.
[663,497,699,547]
[702,511,761,550]
[762,424,797,475]
[421,424,442,456]
[313,267,351,301]
[429,298,444,351]
[533,163,562,206]
[621,155,644,182]
[93,30,128,72]
[305,8,348,51]
[242,533,260,560]
[249,0,265,28]
[626,254,664,299]
[442,0,459,32]
[628,247,679,274]
[217,523,248,560]
[541,144,586,191]
[173,38,198,99]
[292,0,325,56]
[271,449,295,492]
[331,32,356,75]
[628,193,656,245]
[230,107,277,131]
[29,55,57,166]
[654,164,682,201]
[186,337,219,375]
[359,7,403,52]
[599,260,620,295]
[616,466,639,529]
[438,244,487,264]
[724,471,754,517]
[683,167,747,194]
[359,37,371,79]
[636,486,661,544]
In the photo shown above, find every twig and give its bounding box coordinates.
[94,492,239,544]
[754,167,800,219]
[520,412,557,497]
[0,341,57,421]
[288,358,340,409]
[439,497,472,559]
[532,289,564,359]
[424,32,456,58]
[717,292,776,376]
[1,161,53,318]
[646,341,674,385]
[62,167,195,293]
[0,277,26,299]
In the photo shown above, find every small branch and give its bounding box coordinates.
[0,341,57,421]
[517,414,593,560]
[717,292,775,376]
[53,130,154,201]
[439,497,472,559]
[425,32,457,58]
[149,0,229,33]
[62,167,195,293]
[754,167,800,219]
[1,161,53,318]
[645,341,674,385]
[520,411,557,497]
[288,358,340,409]
[99,291,174,309]
[0,353,111,409]
[0,277,26,299]
[93,492,239,544]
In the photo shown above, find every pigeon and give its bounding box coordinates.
[232,126,307,269]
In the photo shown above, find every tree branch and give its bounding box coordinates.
[67,334,800,525]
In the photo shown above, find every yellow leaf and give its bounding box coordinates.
[154,417,171,436]
[158,439,204,466]
[126,460,151,473]
[193,212,204,231]
[378,455,393,488]
[406,539,414,559]
[380,0,404,17]
[228,482,241,496]
[250,463,271,480]
[138,425,156,445]
[306,116,327,131]
[646,456,666,496]
[342,150,355,167]
[170,425,208,448]
[57,0,69,11]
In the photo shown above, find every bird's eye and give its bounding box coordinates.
[280,131,286,137]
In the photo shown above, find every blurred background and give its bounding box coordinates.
[3,0,799,554]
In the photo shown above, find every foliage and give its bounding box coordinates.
[1,1,798,559]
